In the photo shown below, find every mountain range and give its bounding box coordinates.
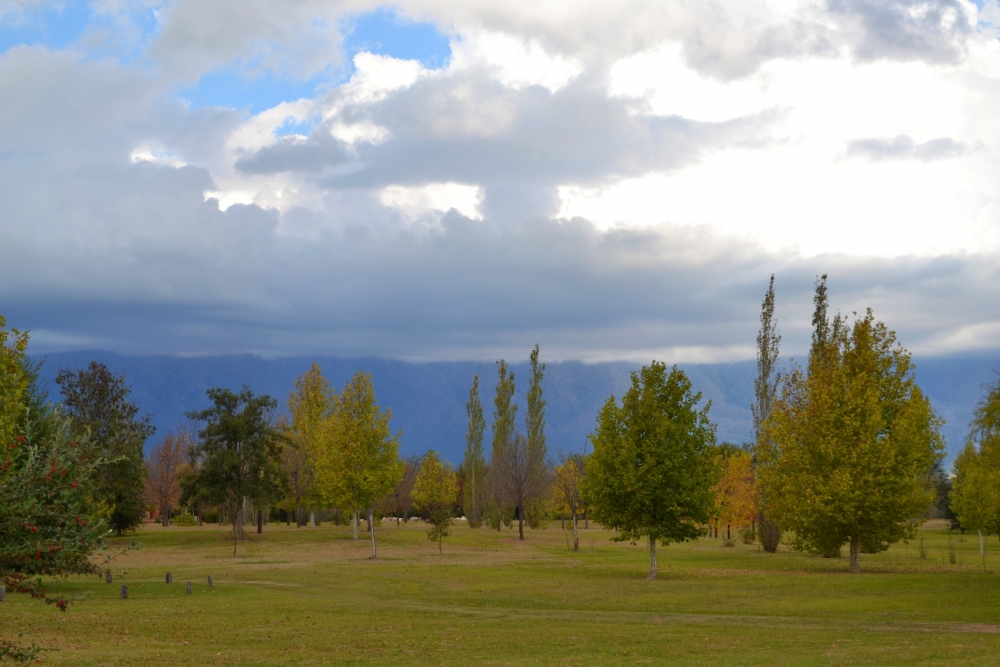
[29,351,999,467]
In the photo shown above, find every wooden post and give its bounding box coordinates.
[207,576,213,589]
[0,584,6,602]
[105,570,112,584]
[120,584,128,599]
[186,582,192,595]
[165,572,172,584]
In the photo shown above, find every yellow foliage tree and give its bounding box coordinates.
[552,455,585,551]
[711,448,756,546]
[411,450,458,554]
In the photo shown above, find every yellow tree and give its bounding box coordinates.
[0,314,29,445]
[951,443,999,564]
[758,301,942,573]
[411,450,458,554]
[553,454,585,551]
[711,448,756,546]
[314,371,403,558]
[285,363,331,526]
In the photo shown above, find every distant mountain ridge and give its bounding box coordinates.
[29,351,998,466]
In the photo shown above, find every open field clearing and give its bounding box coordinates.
[3,519,1000,666]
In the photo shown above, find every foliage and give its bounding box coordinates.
[411,450,458,553]
[712,447,756,546]
[185,387,288,555]
[144,431,189,526]
[950,443,998,557]
[284,363,328,515]
[391,455,420,524]
[313,371,403,556]
[582,362,718,578]
[56,362,155,535]
[461,374,486,527]
[552,454,584,550]
[0,636,47,664]
[486,360,517,531]
[523,345,549,532]
[758,298,943,572]
[0,314,29,446]
[751,274,782,553]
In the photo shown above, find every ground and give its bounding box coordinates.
[2,518,999,666]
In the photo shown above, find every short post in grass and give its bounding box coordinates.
[207,576,213,589]
[0,584,6,602]
[105,569,112,584]
[186,582,192,595]
[166,572,172,584]
[120,584,128,600]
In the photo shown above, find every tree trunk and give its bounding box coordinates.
[584,511,589,529]
[979,529,985,557]
[352,510,358,540]
[561,513,565,531]
[257,509,263,535]
[234,504,245,541]
[309,511,315,527]
[849,535,860,573]
[439,534,443,555]
[369,508,377,559]
[758,509,781,553]
[647,535,657,579]
[518,504,524,541]
[286,509,290,526]
[572,511,579,552]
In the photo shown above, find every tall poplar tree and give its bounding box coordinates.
[524,345,548,528]
[461,375,486,527]
[582,363,718,579]
[759,279,943,572]
[750,275,782,552]
[285,363,330,524]
[57,362,155,535]
[487,360,517,531]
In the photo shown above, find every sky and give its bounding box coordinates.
[1,0,999,363]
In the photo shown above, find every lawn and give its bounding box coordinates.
[3,518,999,666]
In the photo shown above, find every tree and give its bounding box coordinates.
[285,364,331,526]
[144,431,189,526]
[750,274,782,553]
[56,362,155,535]
[391,454,420,525]
[185,387,288,556]
[1,315,111,612]
[950,443,998,565]
[461,375,487,528]
[494,432,549,540]
[711,447,756,546]
[411,451,459,553]
[313,371,403,558]
[524,345,549,528]
[486,360,517,531]
[582,363,718,579]
[758,294,943,573]
[553,454,584,550]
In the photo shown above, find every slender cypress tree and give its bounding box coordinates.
[524,345,548,528]
[751,276,782,553]
[462,375,487,527]
[487,360,517,531]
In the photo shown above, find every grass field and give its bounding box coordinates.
[3,518,1000,666]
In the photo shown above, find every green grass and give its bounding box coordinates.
[3,519,1000,666]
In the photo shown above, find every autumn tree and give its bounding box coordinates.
[185,387,288,556]
[951,443,998,563]
[583,363,718,579]
[553,454,585,550]
[486,360,516,531]
[411,450,459,554]
[313,371,403,557]
[392,454,421,525]
[285,364,332,526]
[57,362,155,535]
[711,446,756,546]
[750,274,782,552]
[145,431,190,526]
[758,279,943,573]
[461,374,487,527]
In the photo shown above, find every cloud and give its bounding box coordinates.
[845,135,969,161]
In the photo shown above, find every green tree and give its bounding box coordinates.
[56,362,155,536]
[759,294,943,572]
[284,363,331,525]
[411,450,459,554]
[314,371,403,558]
[750,275,782,553]
[951,443,998,564]
[486,360,516,531]
[582,363,718,579]
[461,374,486,527]
[524,345,548,529]
[185,387,288,556]
[1,315,113,612]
